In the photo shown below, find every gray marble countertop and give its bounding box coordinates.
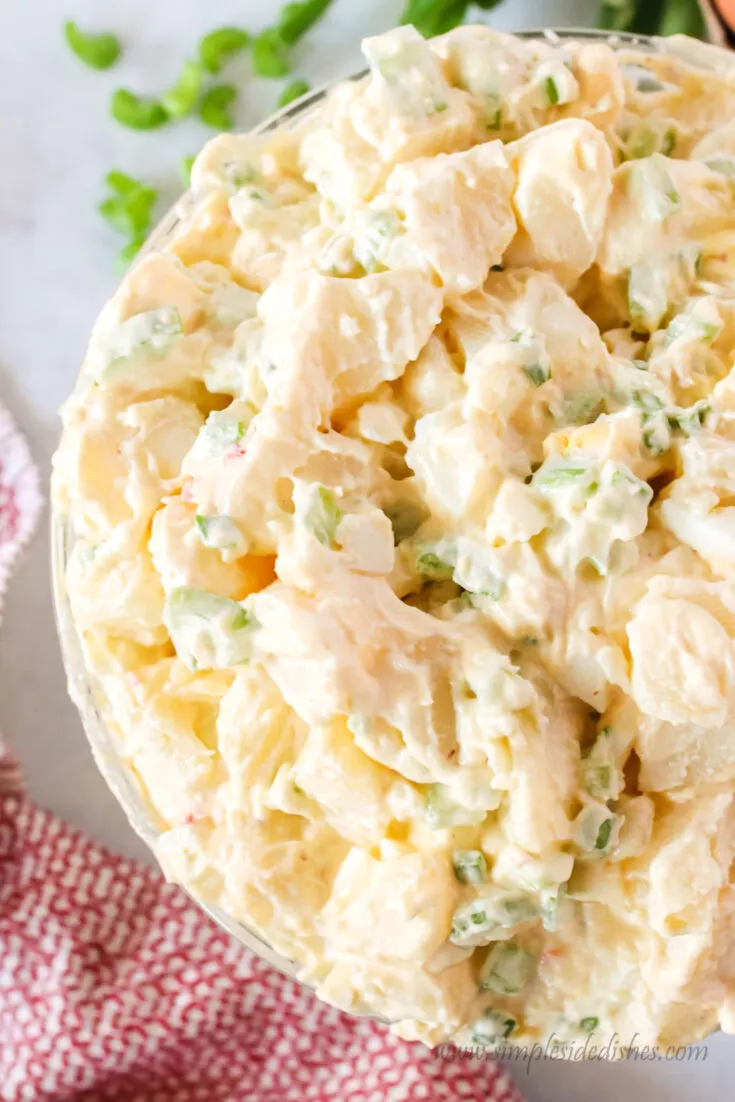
[0,1,732,1097]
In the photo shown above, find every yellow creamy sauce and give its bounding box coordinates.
[54,25,735,1051]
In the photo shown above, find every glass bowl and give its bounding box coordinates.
[51,26,735,995]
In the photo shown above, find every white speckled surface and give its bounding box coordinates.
[0,1,732,1096]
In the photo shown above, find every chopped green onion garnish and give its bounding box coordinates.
[278,78,311,108]
[199,27,251,74]
[199,84,237,130]
[64,20,121,70]
[111,89,169,130]
[523,363,551,388]
[450,891,538,947]
[581,1016,599,1033]
[545,76,560,105]
[277,0,335,45]
[416,545,454,581]
[452,850,487,885]
[471,1009,517,1049]
[161,60,203,120]
[252,29,291,78]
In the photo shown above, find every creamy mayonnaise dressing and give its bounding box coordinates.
[54,26,735,1052]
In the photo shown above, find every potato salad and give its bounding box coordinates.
[54,25,735,1053]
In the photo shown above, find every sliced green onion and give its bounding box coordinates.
[278,78,311,108]
[450,891,538,947]
[545,75,560,105]
[452,850,487,885]
[252,29,291,78]
[540,883,566,933]
[305,486,343,548]
[416,545,454,580]
[199,27,251,74]
[523,363,550,388]
[669,401,710,437]
[200,84,237,130]
[479,941,537,995]
[471,1009,517,1049]
[581,1016,599,1033]
[64,20,121,70]
[575,803,619,856]
[277,0,335,45]
[111,89,169,130]
[161,60,203,120]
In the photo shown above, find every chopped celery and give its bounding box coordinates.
[452,849,487,885]
[304,486,343,548]
[201,417,247,451]
[533,463,589,491]
[426,785,485,830]
[194,515,247,556]
[479,941,537,995]
[94,306,183,381]
[450,890,538,947]
[630,155,682,223]
[471,1009,517,1049]
[666,312,722,345]
[164,587,258,670]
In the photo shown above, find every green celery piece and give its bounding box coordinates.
[598,0,637,30]
[200,84,237,130]
[161,59,203,120]
[277,0,335,45]
[64,20,121,70]
[659,0,706,38]
[305,487,343,548]
[278,78,311,108]
[400,0,470,37]
[252,29,291,78]
[111,89,169,130]
[199,27,251,74]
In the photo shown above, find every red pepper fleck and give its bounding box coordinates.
[224,444,248,461]
[181,481,194,503]
[184,813,196,825]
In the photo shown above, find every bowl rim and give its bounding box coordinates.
[50,22,735,1002]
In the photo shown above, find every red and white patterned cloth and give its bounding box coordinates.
[0,400,525,1102]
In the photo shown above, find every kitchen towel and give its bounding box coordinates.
[0,400,524,1102]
